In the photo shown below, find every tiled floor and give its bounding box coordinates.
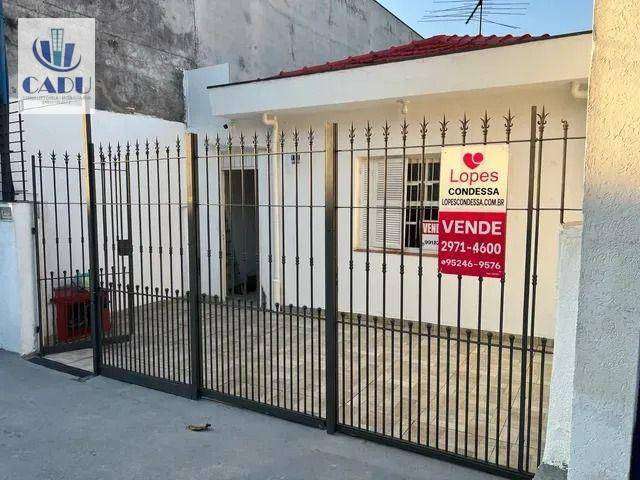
[46,348,93,371]
[47,298,552,474]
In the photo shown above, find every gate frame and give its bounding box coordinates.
[186,132,203,399]
[82,113,102,375]
[324,122,339,434]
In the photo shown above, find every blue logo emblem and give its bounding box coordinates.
[32,28,81,72]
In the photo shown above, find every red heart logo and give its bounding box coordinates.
[463,152,484,169]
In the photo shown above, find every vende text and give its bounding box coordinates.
[441,219,503,236]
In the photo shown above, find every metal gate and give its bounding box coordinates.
[32,106,584,478]
[196,130,326,426]
[330,107,579,477]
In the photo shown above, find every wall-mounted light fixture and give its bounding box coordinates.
[398,99,409,116]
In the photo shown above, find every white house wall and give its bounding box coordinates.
[202,84,586,339]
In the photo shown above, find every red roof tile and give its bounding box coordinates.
[274,33,551,80]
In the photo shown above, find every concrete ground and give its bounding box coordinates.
[0,349,502,480]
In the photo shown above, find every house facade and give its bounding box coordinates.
[197,32,592,339]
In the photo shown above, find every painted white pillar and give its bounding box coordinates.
[0,203,38,354]
[567,2,640,478]
[538,223,582,477]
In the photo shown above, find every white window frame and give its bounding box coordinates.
[356,153,440,253]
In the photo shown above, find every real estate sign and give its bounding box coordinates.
[437,145,509,278]
[421,220,438,252]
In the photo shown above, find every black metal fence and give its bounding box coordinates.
[331,108,577,475]
[31,106,584,478]
[86,139,192,393]
[32,148,94,353]
[1,101,27,202]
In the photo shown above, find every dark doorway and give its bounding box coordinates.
[224,169,259,299]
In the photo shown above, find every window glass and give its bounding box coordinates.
[404,157,440,249]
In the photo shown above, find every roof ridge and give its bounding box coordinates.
[208,31,592,89]
[272,33,551,80]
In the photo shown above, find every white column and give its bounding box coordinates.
[0,203,38,354]
[541,223,582,473]
[568,1,640,478]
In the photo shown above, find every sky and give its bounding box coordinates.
[376,0,593,38]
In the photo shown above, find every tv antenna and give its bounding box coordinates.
[420,0,529,35]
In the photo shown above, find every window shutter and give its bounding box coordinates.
[359,157,404,250]
[373,157,403,249]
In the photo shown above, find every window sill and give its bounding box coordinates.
[353,247,438,258]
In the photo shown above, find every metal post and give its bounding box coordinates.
[31,155,44,353]
[324,122,338,433]
[82,113,102,374]
[185,132,202,399]
[124,146,135,335]
[517,106,537,471]
[559,120,569,225]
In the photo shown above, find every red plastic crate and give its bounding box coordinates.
[51,287,111,342]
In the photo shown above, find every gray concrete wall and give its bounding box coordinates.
[568,1,640,478]
[194,0,420,84]
[4,0,197,120]
[4,0,419,121]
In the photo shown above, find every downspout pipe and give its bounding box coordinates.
[262,113,283,308]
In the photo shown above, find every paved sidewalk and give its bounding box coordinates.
[0,349,502,480]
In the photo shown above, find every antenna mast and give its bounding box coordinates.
[467,1,484,34]
[421,0,529,35]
